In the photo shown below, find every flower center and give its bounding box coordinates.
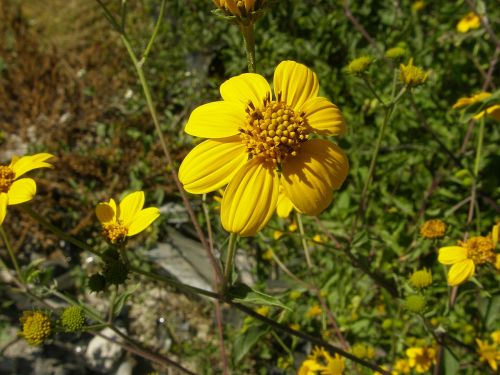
[239,94,309,166]
[0,166,15,193]
[103,223,128,244]
[461,236,495,265]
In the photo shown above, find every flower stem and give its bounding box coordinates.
[0,224,23,281]
[296,212,312,268]
[467,117,485,228]
[139,0,166,67]
[222,232,238,292]
[240,23,256,73]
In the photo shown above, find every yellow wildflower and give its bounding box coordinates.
[306,304,323,319]
[476,338,499,371]
[404,294,426,313]
[262,248,273,261]
[406,346,436,373]
[412,1,425,12]
[473,104,500,121]
[394,358,411,373]
[289,220,298,232]
[179,61,348,236]
[420,219,446,238]
[409,268,433,289]
[19,310,52,346]
[400,59,428,87]
[452,92,491,109]
[289,322,300,331]
[298,359,322,375]
[385,47,407,60]
[346,55,374,75]
[456,12,481,33]
[255,306,269,317]
[312,234,323,243]
[438,227,497,285]
[0,153,54,225]
[96,191,160,244]
[307,347,345,375]
[491,331,500,345]
[213,0,265,19]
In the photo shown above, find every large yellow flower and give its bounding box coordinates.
[0,153,54,225]
[406,346,436,373]
[96,191,160,244]
[179,61,348,236]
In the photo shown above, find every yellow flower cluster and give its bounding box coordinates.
[400,59,428,87]
[346,55,374,75]
[406,345,436,373]
[213,0,266,20]
[298,347,345,375]
[19,310,52,346]
[476,331,500,371]
[456,12,481,33]
[409,268,432,289]
[452,91,500,121]
[420,219,446,239]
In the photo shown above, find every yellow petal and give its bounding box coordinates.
[438,246,467,265]
[220,73,271,108]
[127,207,160,236]
[492,223,499,247]
[96,200,117,224]
[179,136,248,194]
[447,260,475,286]
[0,193,7,225]
[221,158,279,237]
[10,153,54,179]
[273,61,319,110]
[185,101,244,138]
[300,97,346,136]
[276,190,294,218]
[119,191,145,227]
[6,178,36,205]
[282,139,349,215]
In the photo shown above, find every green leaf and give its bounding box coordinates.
[228,283,291,311]
[443,348,460,375]
[233,324,270,363]
[113,283,140,317]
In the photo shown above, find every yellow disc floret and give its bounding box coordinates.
[460,236,495,265]
[60,306,86,332]
[410,268,433,289]
[420,219,446,239]
[102,223,128,244]
[0,165,15,193]
[20,311,52,346]
[240,93,309,165]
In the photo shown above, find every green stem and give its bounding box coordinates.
[139,0,166,67]
[0,225,23,281]
[223,232,238,291]
[362,76,386,106]
[467,117,485,228]
[296,212,312,268]
[240,23,256,72]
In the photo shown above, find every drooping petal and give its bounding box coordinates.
[447,259,475,286]
[96,199,117,224]
[127,207,160,236]
[179,136,248,194]
[273,61,319,110]
[438,246,468,265]
[185,101,245,138]
[276,190,295,218]
[220,73,271,108]
[301,97,346,136]
[221,158,279,236]
[0,193,7,225]
[282,139,349,215]
[10,153,54,179]
[6,178,36,205]
[119,191,145,227]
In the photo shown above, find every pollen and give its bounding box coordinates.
[103,223,128,244]
[0,165,15,193]
[239,93,309,165]
[461,236,496,265]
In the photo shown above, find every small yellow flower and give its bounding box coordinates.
[491,331,500,345]
[306,304,323,319]
[289,322,300,331]
[438,230,496,286]
[456,12,481,33]
[473,104,500,121]
[308,347,345,375]
[476,338,499,371]
[420,219,446,239]
[346,55,374,75]
[412,1,425,12]
[0,153,54,225]
[406,346,436,373]
[96,191,160,244]
[60,306,86,332]
[262,248,273,261]
[213,0,265,19]
[404,294,426,313]
[289,290,302,300]
[400,59,428,87]
[255,306,269,317]
[312,234,323,243]
[385,46,407,60]
[19,310,52,345]
[273,230,284,240]
[409,268,433,289]
[288,220,298,232]
[452,92,491,109]
[394,358,411,373]
[179,61,348,237]
[298,359,322,375]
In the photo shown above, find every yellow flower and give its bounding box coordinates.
[179,61,349,237]
[289,323,300,331]
[452,92,491,109]
[288,220,298,232]
[412,1,425,12]
[262,248,273,261]
[385,47,407,60]
[312,234,323,243]
[394,358,411,373]
[273,230,284,240]
[255,306,269,317]
[307,347,345,375]
[306,304,323,319]
[19,310,52,346]
[400,59,428,87]
[438,229,496,286]
[476,338,499,371]
[0,153,54,225]
[420,219,446,238]
[96,191,160,244]
[406,346,436,373]
[473,104,500,121]
[409,268,433,289]
[491,331,500,345]
[298,359,322,375]
[456,12,481,33]
[213,0,266,20]
[346,55,374,75]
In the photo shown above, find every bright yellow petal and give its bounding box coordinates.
[0,193,7,225]
[179,136,248,194]
[220,73,271,108]
[221,158,279,237]
[127,207,160,236]
[118,191,145,227]
[492,223,499,247]
[438,246,468,265]
[452,97,472,109]
[10,153,54,179]
[273,61,319,110]
[95,200,117,224]
[184,101,245,138]
[485,104,500,121]
[301,97,346,136]
[6,178,36,205]
[448,259,475,286]
[282,139,349,215]
[276,190,295,218]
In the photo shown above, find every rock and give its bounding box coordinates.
[85,327,124,373]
